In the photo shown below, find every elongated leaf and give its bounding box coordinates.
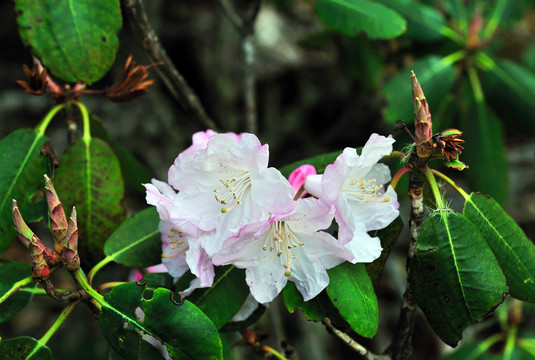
[366,215,403,284]
[0,261,37,323]
[0,129,50,253]
[282,282,348,328]
[383,56,456,125]
[410,212,508,346]
[100,283,223,360]
[315,0,406,39]
[463,193,535,302]
[184,266,250,330]
[461,102,507,204]
[91,115,153,193]
[326,262,378,338]
[481,59,535,134]
[55,138,125,264]
[14,0,122,83]
[104,207,161,267]
[381,0,449,41]
[0,337,53,360]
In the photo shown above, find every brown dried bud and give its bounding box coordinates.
[434,129,465,161]
[105,55,155,102]
[62,207,80,271]
[411,71,434,158]
[16,57,62,99]
[44,175,68,253]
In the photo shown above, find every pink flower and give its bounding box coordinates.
[305,134,399,262]
[288,164,317,197]
[212,198,353,304]
[181,130,242,156]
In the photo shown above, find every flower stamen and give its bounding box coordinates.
[214,171,251,213]
[262,221,304,277]
[163,228,188,257]
[342,178,391,203]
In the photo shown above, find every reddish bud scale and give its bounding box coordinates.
[44,175,68,253]
[411,71,434,158]
[62,207,80,271]
[29,240,50,278]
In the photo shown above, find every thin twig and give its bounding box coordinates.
[386,156,426,360]
[122,0,217,130]
[322,318,389,360]
[218,0,261,133]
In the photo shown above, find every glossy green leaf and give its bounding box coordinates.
[0,337,53,360]
[315,0,406,39]
[463,193,535,302]
[481,59,535,134]
[282,282,348,328]
[383,55,456,125]
[460,102,507,204]
[55,138,125,264]
[381,0,449,42]
[14,0,122,83]
[0,261,37,323]
[326,262,378,338]
[90,114,153,193]
[104,207,161,267]
[139,272,175,291]
[0,129,50,253]
[410,212,508,346]
[100,283,222,360]
[280,150,342,178]
[366,215,403,284]
[184,266,250,330]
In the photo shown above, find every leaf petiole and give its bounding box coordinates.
[73,101,91,143]
[430,169,470,201]
[0,275,34,304]
[35,104,66,135]
[422,167,445,209]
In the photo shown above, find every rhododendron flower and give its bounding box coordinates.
[181,129,242,156]
[304,134,399,262]
[145,180,215,287]
[167,133,294,256]
[288,164,316,197]
[212,198,354,304]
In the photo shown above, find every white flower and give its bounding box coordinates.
[212,198,353,304]
[167,133,294,256]
[304,134,399,262]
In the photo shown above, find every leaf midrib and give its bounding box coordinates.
[108,229,160,261]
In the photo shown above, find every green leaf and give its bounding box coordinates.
[14,0,122,84]
[100,283,222,360]
[185,266,250,330]
[383,55,456,125]
[55,138,125,264]
[410,212,508,346]
[90,114,153,193]
[0,337,53,360]
[366,215,403,284]
[381,0,450,42]
[104,207,161,268]
[481,59,535,134]
[326,262,378,338]
[463,193,535,302]
[0,129,50,253]
[219,304,267,332]
[460,102,508,204]
[315,0,406,39]
[280,150,342,178]
[0,261,37,323]
[282,282,348,328]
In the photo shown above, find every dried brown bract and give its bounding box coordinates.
[105,55,155,102]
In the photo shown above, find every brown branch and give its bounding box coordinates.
[385,157,426,360]
[322,318,389,360]
[122,0,217,130]
[218,0,261,133]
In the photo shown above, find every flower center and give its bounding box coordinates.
[163,228,188,258]
[342,177,390,203]
[262,221,304,277]
[213,170,251,213]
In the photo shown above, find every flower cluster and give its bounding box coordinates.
[145,131,399,304]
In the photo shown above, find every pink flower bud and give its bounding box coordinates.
[288,164,317,197]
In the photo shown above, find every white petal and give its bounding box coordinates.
[285,198,333,233]
[186,238,215,288]
[343,225,383,263]
[250,167,294,214]
[360,134,395,167]
[288,251,330,301]
[246,251,288,304]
